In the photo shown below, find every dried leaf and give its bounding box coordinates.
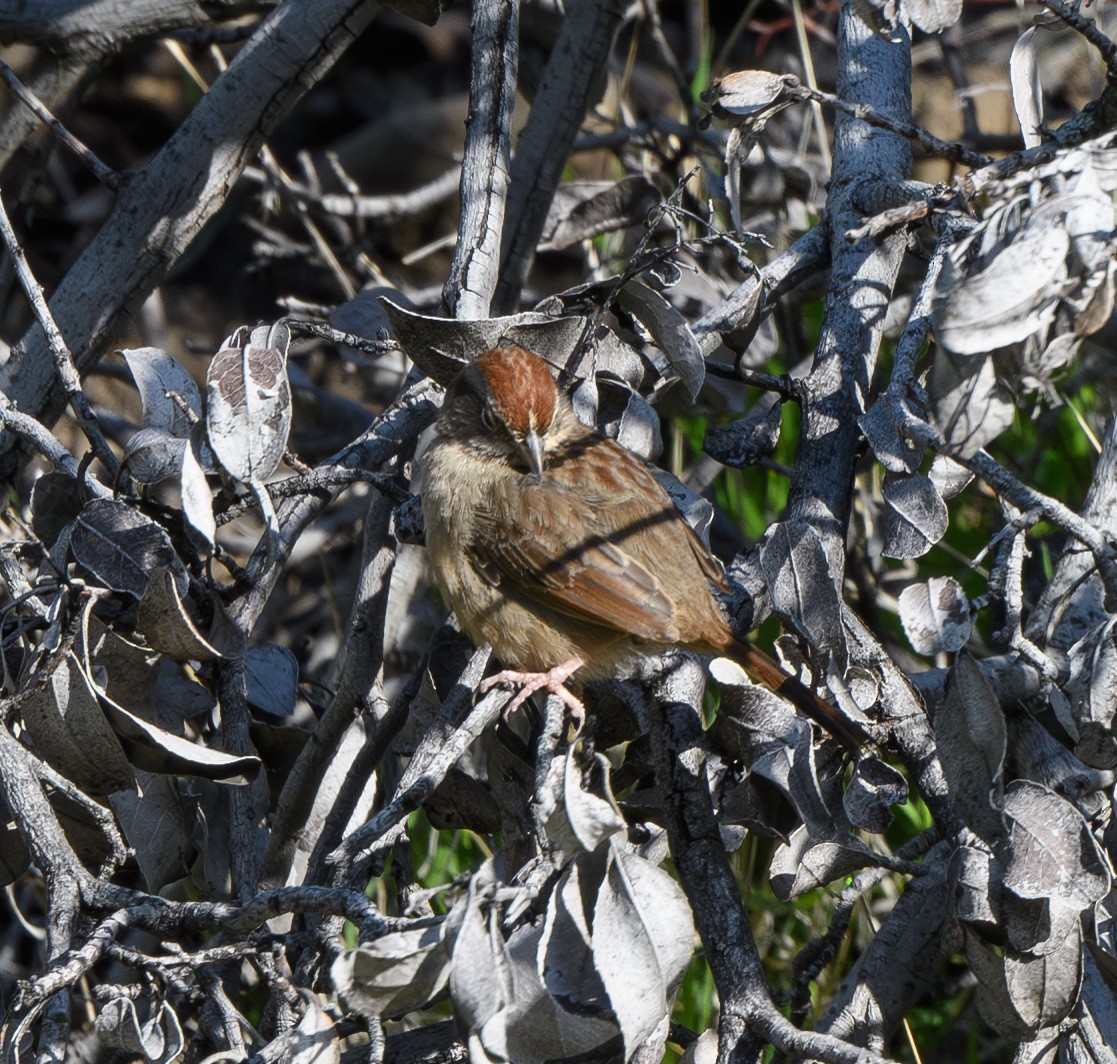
[561,747,625,853]
[180,439,216,551]
[615,280,704,400]
[123,428,187,485]
[540,177,660,252]
[288,1000,339,1064]
[1004,928,1083,1033]
[904,0,962,33]
[381,299,588,387]
[932,225,1068,356]
[760,520,847,669]
[899,576,971,654]
[929,454,974,500]
[929,350,1015,458]
[936,654,1006,843]
[1010,29,1043,149]
[770,827,877,899]
[1001,780,1109,913]
[859,393,922,474]
[121,346,202,438]
[881,472,948,559]
[952,844,1000,934]
[206,322,292,483]
[244,643,300,719]
[599,380,663,461]
[19,651,135,796]
[30,471,84,548]
[332,923,450,1020]
[96,996,184,1063]
[70,498,185,599]
[137,570,238,662]
[590,842,694,1058]
[966,931,1037,1039]
[701,70,802,124]
[109,771,193,893]
[843,755,907,832]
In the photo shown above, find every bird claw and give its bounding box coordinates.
[480,657,586,724]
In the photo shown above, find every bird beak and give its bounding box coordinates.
[523,429,545,478]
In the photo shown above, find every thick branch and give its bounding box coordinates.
[443,0,519,319]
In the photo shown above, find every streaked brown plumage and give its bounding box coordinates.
[419,345,867,750]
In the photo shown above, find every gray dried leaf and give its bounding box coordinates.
[90,624,214,723]
[1054,169,1115,274]
[859,393,922,474]
[381,299,588,387]
[965,931,1037,1039]
[700,70,803,124]
[1010,29,1043,150]
[1001,780,1109,912]
[137,570,237,662]
[680,1030,719,1064]
[562,748,626,853]
[109,771,193,893]
[179,439,216,551]
[71,498,185,599]
[89,658,260,784]
[107,702,259,783]
[19,651,135,796]
[30,471,84,548]
[583,326,645,388]
[1074,952,1117,1061]
[540,177,660,252]
[615,280,704,400]
[287,1000,339,1064]
[1007,717,1114,807]
[540,857,607,1014]
[590,843,694,1057]
[1062,620,1117,768]
[881,472,948,559]
[600,380,662,461]
[1004,927,1083,1033]
[932,225,1068,356]
[760,520,847,669]
[649,467,714,542]
[448,865,616,1064]
[704,404,782,468]
[843,755,907,832]
[936,653,1006,843]
[952,844,1000,934]
[123,428,187,485]
[899,576,971,654]
[904,0,962,32]
[930,350,1015,458]
[1003,892,1080,957]
[95,996,184,1063]
[707,659,838,837]
[206,322,292,483]
[708,657,806,754]
[332,923,450,1019]
[121,346,202,438]
[929,454,974,500]
[770,828,877,899]
[244,643,299,719]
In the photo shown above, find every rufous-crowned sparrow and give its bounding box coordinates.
[419,344,866,749]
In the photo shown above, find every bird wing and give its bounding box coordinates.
[469,475,686,644]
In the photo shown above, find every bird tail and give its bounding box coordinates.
[726,638,869,752]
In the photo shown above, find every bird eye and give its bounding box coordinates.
[480,406,496,431]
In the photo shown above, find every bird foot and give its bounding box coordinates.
[480,657,587,723]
